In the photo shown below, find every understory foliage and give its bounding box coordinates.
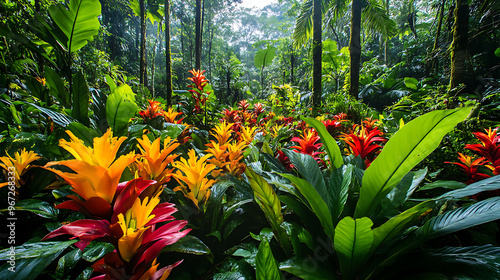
[1,0,500,279]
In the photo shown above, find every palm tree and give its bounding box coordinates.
[294,0,396,99]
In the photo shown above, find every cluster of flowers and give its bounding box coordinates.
[447,127,500,184]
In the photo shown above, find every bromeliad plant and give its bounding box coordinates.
[241,107,500,279]
[41,129,190,279]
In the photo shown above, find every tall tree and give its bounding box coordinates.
[165,0,173,106]
[312,0,322,110]
[348,0,362,98]
[449,0,469,90]
[139,0,147,86]
[195,0,202,70]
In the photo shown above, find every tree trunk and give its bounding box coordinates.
[449,0,469,89]
[312,0,322,111]
[431,0,446,73]
[165,0,173,107]
[290,46,294,84]
[139,0,147,86]
[384,0,389,64]
[349,0,362,99]
[195,0,202,70]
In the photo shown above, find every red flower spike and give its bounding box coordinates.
[341,125,387,167]
[42,219,111,250]
[111,178,157,224]
[139,100,164,120]
[445,153,491,185]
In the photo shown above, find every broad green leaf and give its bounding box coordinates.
[415,196,500,242]
[280,173,335,241]
[67,122,99,146]
[45,67,69,107]
[404,77,418,90]
[105,74,117,92]
[246,168,291,255]
[301,116,344,168]
[355,107,472,218]
[214,258,255,280]
[26,102,76,127]
[162,235,211,256]
[254,46,277,69]
[56,248,82,278]
[381,168,427,215]
[14,199,58,220]
[71,71,90,126]
[0,241,76,280]
[334,216,374,280]
[418,180,467,192]
[82,242,114,262]
[495,47,500,57]
[438,175,500,200]
[280,257,336,280]
[49,0,101,52]
[106,84,139,136]
[256,240,282,280]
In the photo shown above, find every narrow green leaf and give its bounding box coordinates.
[14,199,58,220]
[71,71,90,126]
[280,257,336,280]
[355,107,472,218]
[162,235,211,256]
[45,67,69,107]
[301,115,344,169]
[334,216,374,280]
[0,241,76,260]
[256,240,282,280]
[105,74,117,92]
[438,175,500,200]
[82,242,114,262]
[280,173,335,241]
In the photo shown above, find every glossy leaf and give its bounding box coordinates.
[415,196,500,242]
[67,122,99,146]
[48,0,101,52]
[356,107,472,218]
[162,235,211,256]
[71,71,90,126]
[280,257,335,280]
[45,67,69,107]
[14,199,59,220]
[106,84,139,136]
[280,173,335,241]
[81,242,114,262]
[438,175,500,200]
[301,115,344,168]
[256,240,282,280]
[334,216,374,280]
[56,248,82,278]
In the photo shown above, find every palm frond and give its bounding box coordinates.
[293,0,314,47]
[362,0,397,39]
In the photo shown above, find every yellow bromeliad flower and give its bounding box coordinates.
[224,141,247,176]
[239,126,258,144]
[0,148,41,189]
[172,149,216,208]
[163,107,184,124]
[205,141,229,177]
[117,193,159,262]
[271,124,285,138]
[134,135,180,186]
[45,129,136,204]
[209,122,233,146]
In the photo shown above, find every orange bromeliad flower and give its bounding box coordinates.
[341,125,387,168]
[208,122,233,146]
[446,153,491,184]
[140,100,164,120]
[465,127,500,174]
[0,148,41,189]
[187,69,209,91]
[238,126,258,144]
[134,135,180,188]
[45,129,136,216]
[172,149,217,208]
[163,107,184,124]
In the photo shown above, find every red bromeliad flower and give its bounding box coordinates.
[290,129,326,167]
[221,109,241,123]
[238,100,249,111]
[445,153,491,185]
[276,150,293,170]
[139,100,164,120]
[362,117,380,133]
[187,69,210,113]
[465,127,500,175]
[322,119,347,137]
[254,103,265,117]
[341,125,387,168]
[334,112,348,121]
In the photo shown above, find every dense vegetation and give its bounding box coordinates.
[0,0,499,279]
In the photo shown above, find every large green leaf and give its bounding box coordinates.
[106,84,139,136]
[256,240,282,280]
[14,199,59,220]
[280,257,336,280]
[334,216,374,280]
[71,70,90,126]
[254,46,277,69]
[280,173,335,241]
[355,107,472,218]
[45,67,69,107]
[438,175,500,200]
[415,196,500,242]
[246,168,291,255]
[301,115,344,168]
[0,241,76,280]
[161,235,211,256]
[48,0,101,53]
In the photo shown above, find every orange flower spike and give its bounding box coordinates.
[0,148,41,189]
[163,107,184,124]
[139,100,164,120]
[117,193,160,262]
[135,135,180,185]
[172,150,217,208]
[210,122,234,146]
[46,129,136,203]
